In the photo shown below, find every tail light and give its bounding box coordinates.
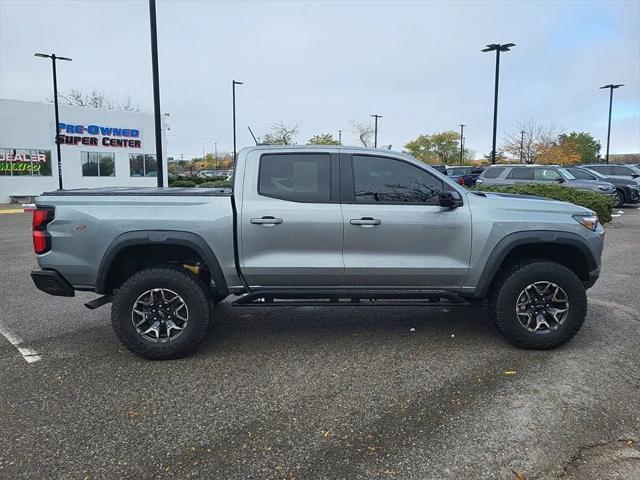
[457,176,465,185]
[32,207,54,254]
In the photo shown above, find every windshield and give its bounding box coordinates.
[582,167,606,179]
[558,168,576,180]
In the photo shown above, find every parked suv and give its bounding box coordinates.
[565,166,640,207]
[477,165,616,198]
[583,164,640,181]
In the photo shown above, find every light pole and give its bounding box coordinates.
[34,53,71,190]
[214,142,218,169]
[338,129,342,145]
[482,43,515,164]
[371,114,382,148]
[232,80,243,162]
[599,84,624,164]
[148,0,165,187]
[519,130,525,163]
[459,124,465,164]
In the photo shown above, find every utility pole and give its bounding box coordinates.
[232,80,243,162]
[371,114,382,148]
[338,129,342,145]
[482,43,515,164]
[148,0,164,187]
[34,53,72,190]
[520,130,525,163]
[599,84,624,164]
[214,142,218,169]
[459,124,465,165]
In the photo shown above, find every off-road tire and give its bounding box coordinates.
[111,267,210,360]
[489,260,587,350]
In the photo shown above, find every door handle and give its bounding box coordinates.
[250,216,283,225]
[350,217,381,226]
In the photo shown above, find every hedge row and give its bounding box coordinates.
[473,183,614,223]
[169,178,232,188]
[170,175,226,185]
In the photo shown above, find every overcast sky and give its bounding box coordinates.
[1,0,639,159]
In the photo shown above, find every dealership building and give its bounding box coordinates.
[0,98,168,203]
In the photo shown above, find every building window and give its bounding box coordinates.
[82,152,115,177]
[129,154,158,177]
[0,148,52,176]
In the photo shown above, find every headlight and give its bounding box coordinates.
[597,184,611,191]
[476,178,483,184]
[573,214,599,231]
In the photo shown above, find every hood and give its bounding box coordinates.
[567,179,615,192]
[471,191,594,215]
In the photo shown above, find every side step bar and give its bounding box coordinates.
[232,289,469,307]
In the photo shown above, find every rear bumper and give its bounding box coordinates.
[31,269,75,297]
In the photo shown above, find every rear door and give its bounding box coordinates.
[340,154,472,288]
[239,151,344,287]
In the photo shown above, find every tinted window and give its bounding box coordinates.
[448,167,469,176]
[259,153,331,202]
[590,165,613,175]
[613,166,635,176]
[567,168,597,180]
[507,167,534,180]
[534,168,562,181]
[483,167,505,179]
[353,155,442,204]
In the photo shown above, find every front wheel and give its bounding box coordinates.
[613,189,625,208]
[489,260,587,350]
[111,267,211,360]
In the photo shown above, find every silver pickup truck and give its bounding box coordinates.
[31,146,605,359]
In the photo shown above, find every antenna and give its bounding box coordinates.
[247,126,259,145]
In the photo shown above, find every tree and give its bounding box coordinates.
[537,142,581,165]
[503,119,563,164]
[261,121,299,145]
[404,130,461,165]
[350,119,375,147]
[55,88,145,112]
[307,133,340,145]
[557,132,601,163]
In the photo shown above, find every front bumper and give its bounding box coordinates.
[31,269,75,297]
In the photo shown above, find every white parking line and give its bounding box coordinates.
[0,322,42,363]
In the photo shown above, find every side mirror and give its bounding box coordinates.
[439,190,463,208]
[556,177,565,183]
[632,174,639,178]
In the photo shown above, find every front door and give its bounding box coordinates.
[341,154,472,288]
[239,151,344,287]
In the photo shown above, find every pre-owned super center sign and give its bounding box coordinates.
[57,122,142,148]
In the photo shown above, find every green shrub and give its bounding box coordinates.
[473,183,614,223]
[169,180,196,188]
[197,180,232,188]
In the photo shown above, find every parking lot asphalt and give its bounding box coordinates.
[0,208,639,480]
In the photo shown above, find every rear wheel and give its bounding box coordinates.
[111,267,210,360]
[489,260,587,349]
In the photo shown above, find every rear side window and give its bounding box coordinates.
[352,155,442,204]
[507,167,534,180]
[259,153,331,202]
[482,167,505,179]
